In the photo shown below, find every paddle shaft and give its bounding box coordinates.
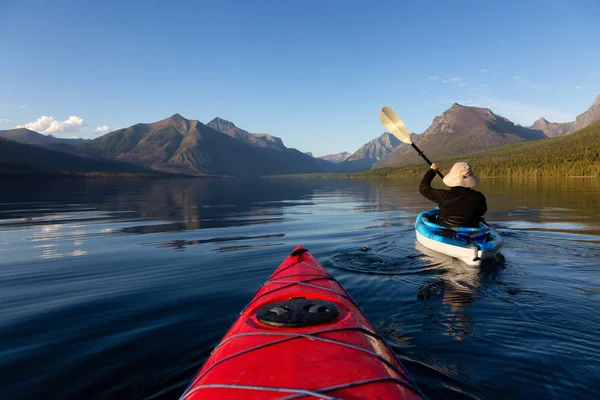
[410,143,444,178]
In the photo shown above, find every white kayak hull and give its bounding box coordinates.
[415,230,501,266]
[414,208,504,267]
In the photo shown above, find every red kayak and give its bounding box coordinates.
[180,246,424,399]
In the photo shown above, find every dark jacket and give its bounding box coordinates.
[419,169,487,227]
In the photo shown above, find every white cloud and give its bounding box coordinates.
[94,125,110,134]
[449,77,462,83]
[20,105,27,108]
[574,85,583,89]
[457,82,466,87]
[15,115,88,135]
[441,80,449,83]
[480,68,489,73]
[0,102,6,107]
[426,75,440,81]
[512,76,522,80]
[0,118,10,123]
[529,84,548,89]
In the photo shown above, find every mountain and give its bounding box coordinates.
[358,121,600,178]
[574,94,600,131]
[530,118,575,138]
[376,103,548,168]
[0,137,154,176]
[79,114,327,177]
[6,93,597,177]
[206,116,334,174]
[527,94,600,137]
[345,132,402,161]
[206,117,286,150]
[339,132,403,171]
[318,152,351,163]
[0,128,89,145]
[321,94,600,171]
[305,151,314,157]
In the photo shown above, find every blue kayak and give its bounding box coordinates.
[414,208,504,266]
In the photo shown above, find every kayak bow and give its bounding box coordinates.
[181,246,424,399]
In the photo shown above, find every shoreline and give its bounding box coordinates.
[2,173,598,180]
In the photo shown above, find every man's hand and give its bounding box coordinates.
[430,163,439,171]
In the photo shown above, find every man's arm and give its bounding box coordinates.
[419,164,448,204]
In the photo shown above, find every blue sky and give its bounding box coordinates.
[1,0,599,156]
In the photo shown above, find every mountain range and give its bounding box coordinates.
[76,114,326,177]
[377,94,600,168]
[376,103,548,167]
[529,95,600,137]
[1,94,599,177]
[530,118,575,138]
[359,120,600,178]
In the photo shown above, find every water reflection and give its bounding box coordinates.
[1,177,599,235]
[153,233,285,250]
[1,177,599,400]
[415,242,505,341]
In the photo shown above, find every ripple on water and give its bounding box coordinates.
[328,248,439,277]
[1,178,599,400]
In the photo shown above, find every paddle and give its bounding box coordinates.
[380,106,491,227]
[379,106,444,179]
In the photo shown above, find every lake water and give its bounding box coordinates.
[1,177,599,400]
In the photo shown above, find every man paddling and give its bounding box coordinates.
[419,162,487,228]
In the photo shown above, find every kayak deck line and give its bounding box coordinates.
[241,267,361,313]
[182,376,419,400]
[182,384,342,400]
[182,327,420,395]
[181,246,424,399]
[248,278,359,309]
[276,377,418,400]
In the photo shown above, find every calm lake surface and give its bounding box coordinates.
[1,177,599,400]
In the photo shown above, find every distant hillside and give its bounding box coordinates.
[0,128,89,145]
[356,121,600,178]
[376,103,548,168]
[318,152,350,163]
[339,132,403,172]
[206,117,286,150]
[530,118,575,138]
[0,137,157,177]
[80,114,327,177]
[526,94,600,137]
